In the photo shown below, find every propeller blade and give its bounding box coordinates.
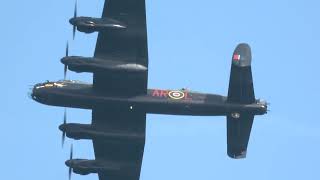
[74,0,77,19]
[64,108,67,125]
[68,166,72,180]
[64,42,69,80]
[66,42,69,57]
[73,26,76,40]
[73,0,78,40]
[68,144,73,180]
[62,131,66,147]
[70,144,73,160]
[61,108,67,147]
[64,65,68,80]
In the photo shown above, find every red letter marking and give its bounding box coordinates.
[160,90,168,98]
[152,90,160,97]
[184,91,192,100]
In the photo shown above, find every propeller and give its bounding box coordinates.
[68,144,73,180]
[62,42,70,145]
[64,42,69,80]
[61,108,67,147]
[73,0,78,40]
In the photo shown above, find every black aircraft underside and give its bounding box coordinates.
[31,0,268,180]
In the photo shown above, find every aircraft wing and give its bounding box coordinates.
[92,0,148,179]
[92,107,145,180]
[93,0,148,95]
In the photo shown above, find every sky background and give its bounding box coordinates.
[1,0,320,179]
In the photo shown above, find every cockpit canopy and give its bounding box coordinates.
[34,80,89,90]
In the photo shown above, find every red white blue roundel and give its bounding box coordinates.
[168,90,185,100]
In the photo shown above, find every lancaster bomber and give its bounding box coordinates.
[31,0,268,180]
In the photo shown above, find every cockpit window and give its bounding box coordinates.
[45,84,54,87]
[35,80,89,89]
[35,81,66,89]
[53,82,66,87]
[57,79,89,84]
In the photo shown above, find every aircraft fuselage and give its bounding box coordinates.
[31,80,267,116]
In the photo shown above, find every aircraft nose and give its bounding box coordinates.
[30,83,51,103]
[30,84,43,101]
[232,43,252,67]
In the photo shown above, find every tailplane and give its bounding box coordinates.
[227,43,256,159]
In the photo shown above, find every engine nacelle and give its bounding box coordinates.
[65,159,138,175]
[59,123,145,143]
[69,16,126,33]
[61,56,147,74]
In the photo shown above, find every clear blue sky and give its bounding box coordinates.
[1,0,320,180]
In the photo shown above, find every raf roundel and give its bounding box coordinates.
[168,90,185,100]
